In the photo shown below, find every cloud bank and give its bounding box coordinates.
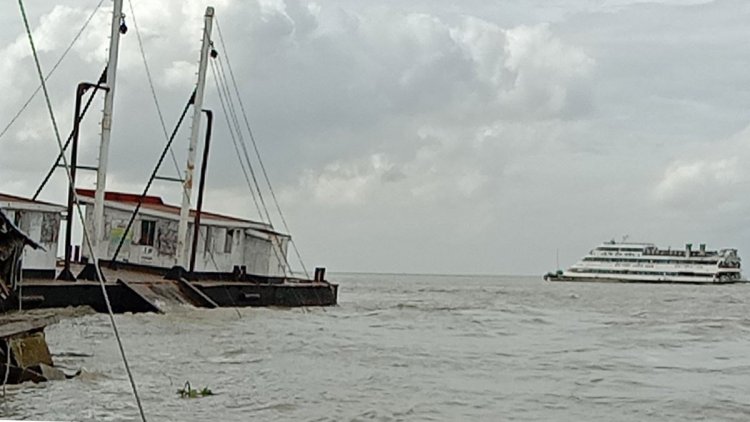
[1,0,750,274]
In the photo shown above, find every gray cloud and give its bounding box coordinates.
[1,0,749,274]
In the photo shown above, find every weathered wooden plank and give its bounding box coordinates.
[0,316,58,339]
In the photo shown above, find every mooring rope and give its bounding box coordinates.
[16,2,147,421]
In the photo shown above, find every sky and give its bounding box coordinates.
[1,0,750,275]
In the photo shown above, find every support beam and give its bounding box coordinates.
[176,6,214,268]
[93,0,125,258]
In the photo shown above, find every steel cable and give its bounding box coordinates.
[209,58,291,276]
[215,19,310,278]
[125,0,183,179]
[0,0,106,142]
[16,2,147,420]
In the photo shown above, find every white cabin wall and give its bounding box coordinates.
[82,204,107,259]
[84,207,133,262]
[83,204,95,245]
[126,212,167,268]
[80,204,289,275]
[21,211,59,270]
[37,211,60,269]
[154,218,178,265]
[193,225,235,272]
[230,228,244,265]
[266,236,289,277]
[242,233,273,275]
[0,208,61,271]
[4,210,16,225]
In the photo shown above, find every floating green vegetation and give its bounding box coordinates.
[177,381,214,399]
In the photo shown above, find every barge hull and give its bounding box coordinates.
[20,279,337,313]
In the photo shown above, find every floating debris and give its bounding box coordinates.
[177,381,214,399]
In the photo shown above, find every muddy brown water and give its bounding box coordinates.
[1,274,749,421]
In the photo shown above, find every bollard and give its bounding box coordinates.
[314,267,326,282]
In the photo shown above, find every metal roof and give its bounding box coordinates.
[75,189,284,235]
[0,193,64,212]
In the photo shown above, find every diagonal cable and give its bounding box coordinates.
[215,19,309,278]
[208,59,263,221]
[123,0,223,271]
[125,0,183,178]
[210,56,291,276]
[0,0,105,142]
[16,2,147,421]
[32,66,108,200]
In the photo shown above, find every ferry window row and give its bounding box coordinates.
[597,247,644,252]
[569,268,716,276]
[583,257,719,265]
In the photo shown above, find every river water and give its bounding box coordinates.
[1,274,750,421]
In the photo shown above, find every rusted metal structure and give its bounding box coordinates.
[21,264,337,313]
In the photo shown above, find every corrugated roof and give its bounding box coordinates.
[75,188,264,226]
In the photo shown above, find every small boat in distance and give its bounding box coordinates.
[545,241,744,284]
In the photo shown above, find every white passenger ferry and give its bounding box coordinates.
[544,241,743,284]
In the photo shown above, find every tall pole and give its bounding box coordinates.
[176,6,214,268]
[93,0,125,257]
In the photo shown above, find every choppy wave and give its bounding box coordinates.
[2,274,749,421]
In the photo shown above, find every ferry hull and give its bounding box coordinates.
[544,274,743,285]
[546,241,744,285]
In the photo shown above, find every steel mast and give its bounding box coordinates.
[93,0,125,257]
[175,6,214,269]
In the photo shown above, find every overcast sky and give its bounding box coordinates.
[1,0,750,275]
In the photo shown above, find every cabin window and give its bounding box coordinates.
[224,229,233,254]
[140,220,156,246]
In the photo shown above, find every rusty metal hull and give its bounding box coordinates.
[20,279,338,313]
[195,281,338,308]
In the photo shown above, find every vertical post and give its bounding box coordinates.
[314,267,326,282]
[58,84,89,281]
[93,0,124,258]
[176,6,214,269]
[190,110,213,273]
